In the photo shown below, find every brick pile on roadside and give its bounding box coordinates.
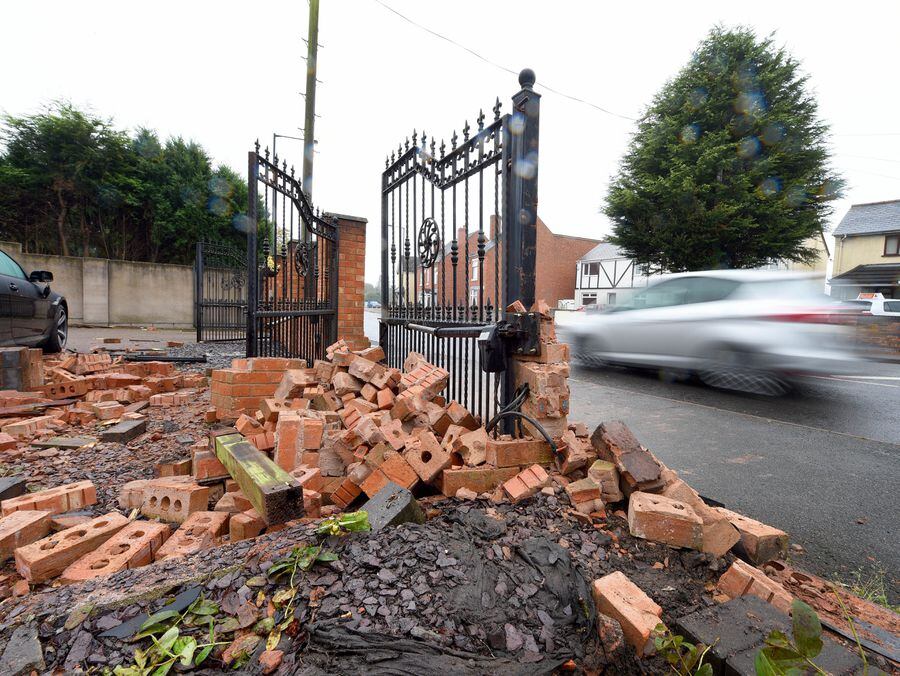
[0,308,821,665]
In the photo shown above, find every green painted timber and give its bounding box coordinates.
[214,433,303,524]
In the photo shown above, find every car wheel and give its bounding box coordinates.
[698,345,789,396]
[41,305,68,354]
[572,334,608,368]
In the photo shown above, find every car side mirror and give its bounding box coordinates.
[29,270,53,283]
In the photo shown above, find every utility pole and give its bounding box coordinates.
[302,0,320,199]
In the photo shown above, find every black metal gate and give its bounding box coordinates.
[380,69,540,422]
[195,241,247,342]
[246,144,339,362]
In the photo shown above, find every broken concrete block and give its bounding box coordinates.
[1,480,97,517]
[486,435,554,468]
[713,506,788,565]
[717,559,793,613]
[15,512,129,583]
[214,433,303,524]
[0,510,51,561]
[362,482,425,531]
[592,571,663,656]
[403,429,451,484]
[140,479,209,523]
[590,421,663,493]
[502,464,551,503]
[60,521,170,583]
[628,491,703,550]
[156,511,229,560]
[587,459,625,503]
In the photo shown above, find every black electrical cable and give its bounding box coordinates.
[485,381,557,454]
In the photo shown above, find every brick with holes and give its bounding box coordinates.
[403,429,451,484]
[380,418,409,451]
[503,464,551,503]
[0,510,51,562]
[140,479,210,524]
[60,521,170,583]
[155,511,230,560]
[14,512,130,583]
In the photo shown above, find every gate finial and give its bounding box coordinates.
[518,68,536,90]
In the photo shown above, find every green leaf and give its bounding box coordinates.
[764,630,793,650]
[266,629,281,651]
[156,626,180,655]
[317,550,339,562]
[790,599,823,659]
[194,644,214,667]
[150,660,174,676]
[189,599,220,616]
[272,588,296,605]
[177,637,197,666]
[755,649,782,676]
[139,610,181,632]
[696,663,713,676]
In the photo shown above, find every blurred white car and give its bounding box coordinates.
[844,294,900,317]
[558,270,861,394]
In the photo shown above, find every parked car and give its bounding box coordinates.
[365,300,381,308]
[844,294,900,317]
[0,249,67,352]
[558,270,860,394]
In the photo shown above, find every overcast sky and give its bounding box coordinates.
[3,0,900,283]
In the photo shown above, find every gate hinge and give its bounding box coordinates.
[498,312,541,356]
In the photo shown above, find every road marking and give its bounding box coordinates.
[805,375,900,388]
[824,375,900,380]
[568,374,900,449]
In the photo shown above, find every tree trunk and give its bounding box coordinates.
[55,190,70,257]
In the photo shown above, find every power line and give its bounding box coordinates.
[835,132,900,137]
[841,153,900,165]
[372,0,637,122]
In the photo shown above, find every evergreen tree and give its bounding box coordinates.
[605,27,842,272]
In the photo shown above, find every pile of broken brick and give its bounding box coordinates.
[0,310,892,672]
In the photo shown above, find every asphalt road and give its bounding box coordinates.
[568,359,899,601]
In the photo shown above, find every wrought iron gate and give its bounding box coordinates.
[246,143,339,362]
[195,242,247,342]
[380,69,540,422]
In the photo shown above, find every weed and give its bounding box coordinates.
[831,565,899,614]
[652,623,713,675]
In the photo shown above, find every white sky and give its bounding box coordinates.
[3,0,900,283]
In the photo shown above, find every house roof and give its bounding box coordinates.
[829,263,900,287]
[578,242,627,262]
[833,200,900,237]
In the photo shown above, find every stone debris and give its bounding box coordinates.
[0,314,885,674]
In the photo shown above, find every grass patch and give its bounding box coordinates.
[832,564,899,613]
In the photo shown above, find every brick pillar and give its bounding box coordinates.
[334,214,369,350]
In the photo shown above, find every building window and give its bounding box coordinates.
[885,235,900,256]
[607,292,617,305]
[582,262,599,276]
[471,258,479,281]
[469,287,478,305]
[582,292,597,306]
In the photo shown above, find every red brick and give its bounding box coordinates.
[274,369,318,399]
[485,435,553,468]
[717,559,793,612]
[156,511,230,560]
[592,571,662,655]
[403,430,451,484]
[1,480,97,517]
[60,521,170,583]
[627,491,703,550]
[192,448,228,480]
[380,418,409,451]
[662,478,740,557]
[503,465,550,503]
[0,510,51,561]
[229,508,265,541]
[590,421,664,494]
[712,506,788,565]
[0,432,17,451]
[440,466,518,496]
[15,512,129,582]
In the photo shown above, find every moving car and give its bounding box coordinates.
[844,294,900,317]
[558,270,859,394]
[0,249,68,352]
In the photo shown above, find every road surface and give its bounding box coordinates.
[568,359,899,601]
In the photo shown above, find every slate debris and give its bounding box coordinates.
[363,482,426,531]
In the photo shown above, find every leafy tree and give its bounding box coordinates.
[605,27,842,272]
[0,102,249,265]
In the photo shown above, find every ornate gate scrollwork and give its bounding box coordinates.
[417,217,440,269]
[294,241,313,277]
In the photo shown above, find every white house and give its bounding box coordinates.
[573,243,650,308]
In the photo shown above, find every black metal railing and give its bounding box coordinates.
[195,241,248,342]
[246,144,339,362]
[380,69,540,422]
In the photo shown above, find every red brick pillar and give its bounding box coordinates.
[334,214,369,350]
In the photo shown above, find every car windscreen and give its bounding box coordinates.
[731,278,826,301]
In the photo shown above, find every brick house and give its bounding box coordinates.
[410,217,599,312]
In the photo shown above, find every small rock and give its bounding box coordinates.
[12,579,29,597]
[0,625,45,674]
[504,623,524,651]
[455,488,478,500]
[259,649,284,674]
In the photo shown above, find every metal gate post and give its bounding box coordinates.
[246,150,259,357]
[502,69,541,417]
[194,242,202,343]
[380,172,390,352]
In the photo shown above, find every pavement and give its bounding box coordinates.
[568,359,899,601]
[67,326,197,353]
